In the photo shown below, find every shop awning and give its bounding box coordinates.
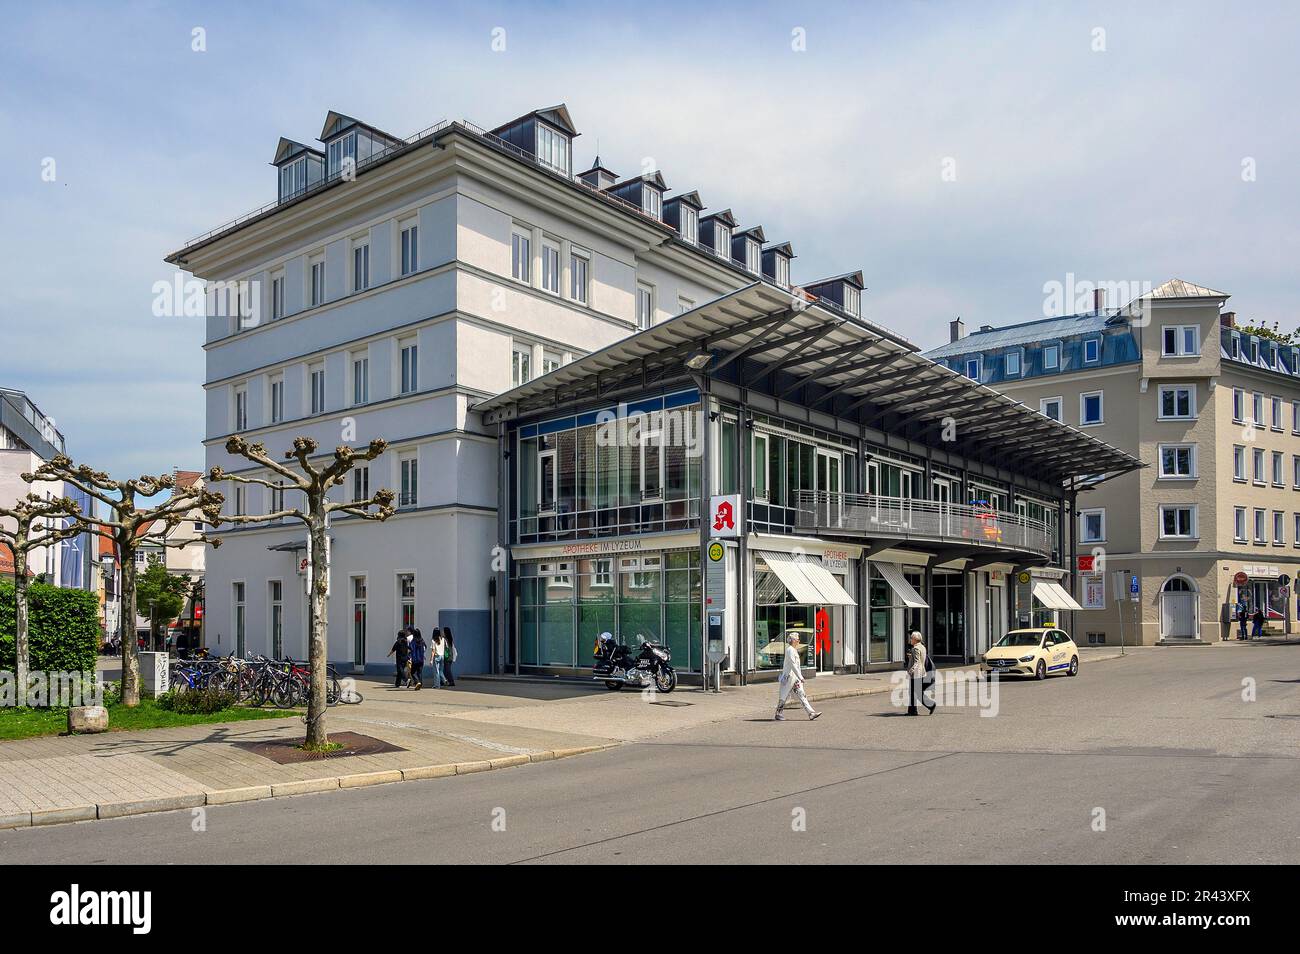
[1032,580,1084,611]
[875,562,929,609]
[757,550,855,606]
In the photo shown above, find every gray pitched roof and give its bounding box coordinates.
[1144,278,1229,300]
[926,312,1114,360]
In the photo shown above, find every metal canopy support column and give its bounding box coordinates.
[696,373,712,691]
[737,388,750,687]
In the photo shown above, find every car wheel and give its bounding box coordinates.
[1068,656,1079,677]
[1034,659,1047,680]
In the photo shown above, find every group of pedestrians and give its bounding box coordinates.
[387,625,458,690]
[774,629,935,720]
[1233,600,1266,640]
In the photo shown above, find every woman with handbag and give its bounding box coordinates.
[429,627,446,688]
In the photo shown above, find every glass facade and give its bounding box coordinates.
[516,551,701,671]
[515,393,702,543]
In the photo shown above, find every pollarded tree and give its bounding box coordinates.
[208,436,393,749]
[24,457,224,707]
[0,493,85,705]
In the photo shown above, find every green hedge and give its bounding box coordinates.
[0,579,100,674]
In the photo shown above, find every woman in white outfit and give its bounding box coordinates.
[775,633,821,721]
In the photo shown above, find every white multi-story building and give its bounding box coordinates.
[168,106,808,672]
[170,106,1138,676]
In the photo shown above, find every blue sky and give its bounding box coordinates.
[2,0,1297,478]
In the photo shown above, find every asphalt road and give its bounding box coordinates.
[6,644,1298,864]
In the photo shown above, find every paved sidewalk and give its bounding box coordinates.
[0,646,1131,828]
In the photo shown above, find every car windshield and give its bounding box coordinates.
[996,632,1043,647]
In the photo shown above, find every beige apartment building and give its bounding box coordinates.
[927,279,1300,645]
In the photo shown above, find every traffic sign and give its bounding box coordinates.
[1233,571,1249,587]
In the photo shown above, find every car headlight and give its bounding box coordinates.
[1018,654,1035,662]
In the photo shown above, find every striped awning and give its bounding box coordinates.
[1032,580,1083,611]
[874,562,929,609]
[757,550,855,606]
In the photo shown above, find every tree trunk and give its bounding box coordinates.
[14,547,30,708]
[305,515,329,747]
[120,551,141,707]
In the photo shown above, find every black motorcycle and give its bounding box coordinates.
[592,635,677,692]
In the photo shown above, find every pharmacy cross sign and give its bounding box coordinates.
[709,494,741,538]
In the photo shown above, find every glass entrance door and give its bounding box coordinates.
[816,449,841,527]
[931,572,965,657]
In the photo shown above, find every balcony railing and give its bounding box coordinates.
[793,490,1054,559]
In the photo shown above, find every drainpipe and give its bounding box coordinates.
[738,392,750,688]
[1068,486,1079,638]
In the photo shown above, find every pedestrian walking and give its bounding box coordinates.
[429,627,446,688]
[408,629,426,689]
[387,628,411,688]
[907,631,935,715]
[774,632,820,721]
[442,626,457,687]
[1236,600,1249,640]
[1251,606,1265,639]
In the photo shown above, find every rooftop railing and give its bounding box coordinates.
[793,489,1054,559]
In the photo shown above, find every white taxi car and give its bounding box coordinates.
[981,628,1079,680]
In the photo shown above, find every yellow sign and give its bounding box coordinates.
[1017,571,1031,585]
[708,541,725,562]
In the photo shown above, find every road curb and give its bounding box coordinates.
[33,804,97,826]
[0,811,32,830]
[206,785,272,805]
[98,793,206,820]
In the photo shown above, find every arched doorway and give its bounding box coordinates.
[1159,575,1199,639]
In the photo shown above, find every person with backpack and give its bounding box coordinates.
[386,628,411,688]
[1251,606,1265,639]
[408,628,427,689]
[442,626,457,687]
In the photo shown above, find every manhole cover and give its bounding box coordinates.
[233,731,407,763]
[651,700,693,707]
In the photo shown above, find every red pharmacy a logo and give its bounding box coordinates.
[713,500,735,531]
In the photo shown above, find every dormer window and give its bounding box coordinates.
[536,123,571,176]
[327,130,357,178]
[744,240,761,275]
[714,223,731,259]
[680,205,698,245]
[279,158,307,201]
[642,188,662,220]
[774,255,789,288]
[844,284,861,317]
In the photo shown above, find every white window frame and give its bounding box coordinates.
[1234,507,1247,543]
[271,270,285,321]
[714,223,731,259]
[1293,454,1300,489]
[309,254,326,307]
[636,282,654,330]
[512,344,532,388]
[269,374,284,425]
[233,385,248,432]
[642,187,662,221]
[1079,508,1106,544]
[1004,349,1022,377]
[399,220,419,276]
[511,226,531,284]
[1254,508,1267,543]
[399,451,419,508]
[1082,336,1101,364]
[352,354,369,406]
[1042,342,1061,371]
[746,239,763,277]
[1157,442,1196,479]
[1039,396,1063,422]
[1233,445,1246,482]
[1273,451,1285,487]
[1161,324,1200,357]
[309,362,325,415]
[541,350,561,376]
[1252,391,1264,425]
[1079,390,1104,426]
[540,238,561,295]
[1272,395,1284,431]
[569,247,590,305]
[352,238,370,293]
[679,205,698,246]
[1158,504,1197,540]
[1232,387,1244,423]
[1274,510,1286,546]
[964,357,980,380]
[1157,384,1196,420]
[399,337,418,395]
[352,464,370,502]
[774,255,790,289]
[534,123,571,177]
[1253,447,1266,485]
